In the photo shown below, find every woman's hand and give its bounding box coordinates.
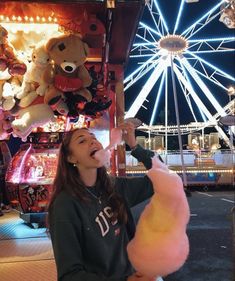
[117,122,137,149]
[127,272,155,281]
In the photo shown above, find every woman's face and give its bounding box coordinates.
[68,129,103,169]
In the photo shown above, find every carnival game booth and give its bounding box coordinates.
[2,0,145,225]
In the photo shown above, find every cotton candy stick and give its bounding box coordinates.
[127,156,190,278]
[94,127,122,167]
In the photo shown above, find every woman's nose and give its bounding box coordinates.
[90,138,96,145]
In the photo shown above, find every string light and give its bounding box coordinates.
[126,169,233,174]
[0,14,58,24]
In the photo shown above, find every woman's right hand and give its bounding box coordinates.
[127,272,155,281]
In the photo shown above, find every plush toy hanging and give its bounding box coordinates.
[43,33,92,116]
[0,25,27,76]
[0,25,27,111]
[16,44,51,102]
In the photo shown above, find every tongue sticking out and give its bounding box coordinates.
[93,128,122,167]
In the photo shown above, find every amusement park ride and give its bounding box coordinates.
[124,0,235,189]
[0,0,234,226]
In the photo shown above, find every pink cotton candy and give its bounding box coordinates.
[106,127,122,150]
[127,156,190,278]
[93,149,111,167]
[94,127,122,167]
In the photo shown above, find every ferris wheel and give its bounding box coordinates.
[124,0,235,145]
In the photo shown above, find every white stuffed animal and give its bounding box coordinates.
[0,69,21,111]
[127,156,190,279]
[17,44,50,100]
[12,102,55,141]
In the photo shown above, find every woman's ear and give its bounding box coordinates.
[67,154,76,165]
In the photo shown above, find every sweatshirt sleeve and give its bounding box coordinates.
[116,176,153,207]
[130,144,155,170]
[115,144,157,207]
[49,197,127,281]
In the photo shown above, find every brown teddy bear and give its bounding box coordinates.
[44,34,92,115]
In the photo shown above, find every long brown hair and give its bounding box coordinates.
[47,128,127,224]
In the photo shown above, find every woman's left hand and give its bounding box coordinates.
[117,122,137,149]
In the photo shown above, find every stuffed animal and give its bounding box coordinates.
[0,70,22,111]
[0,25,27,110]
[0,25,26,76]
[11,97,56,141]
[127,156,190,279]
[16,44,50,100]
[43,34,92,115]
[0,109,13,140]
[80,65,112,118]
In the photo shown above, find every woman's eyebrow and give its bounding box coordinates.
[73,133,95,141]
[73,134,86,141]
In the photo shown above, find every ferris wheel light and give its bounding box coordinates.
[185,0,199,3]
[228,85,235,95]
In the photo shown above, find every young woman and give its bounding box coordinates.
[48,123,157,281]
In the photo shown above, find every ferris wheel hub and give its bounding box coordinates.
[158,34,188,55]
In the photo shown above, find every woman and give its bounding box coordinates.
[48,123,157,281]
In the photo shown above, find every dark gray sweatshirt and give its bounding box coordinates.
[49,145,155,281]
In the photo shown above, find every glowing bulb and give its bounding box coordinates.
[228,85,235,95]
[17,16,22,22]
[42,17,46,22]
[48,17,52,22]
[24,16,29,21]
[12,16,16,21]
[36,16,40,21]
[29,17,34,22]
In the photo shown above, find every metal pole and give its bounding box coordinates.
[170,55,188,187]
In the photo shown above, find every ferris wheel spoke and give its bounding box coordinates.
[173,65,230,145]
[180,56,226,117]
[174,64,217,120]
[125,58,167,119]
[124,53,160,84]
[176,68,202,123]
[173,0,185,34]
[149,69,166,126]
[136,32,158,46]
[152,0,169,34]
[180,61,209,122]
[189,49,235,54]
[124,62,156,91]
[146,1,164,36]
[186,51,235,81]
[188,37,235,43]
[182,55,232,90]
[182,0,225,39]
[187,37,235,53]
[192,65,229,92]
[139,21,162,38]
